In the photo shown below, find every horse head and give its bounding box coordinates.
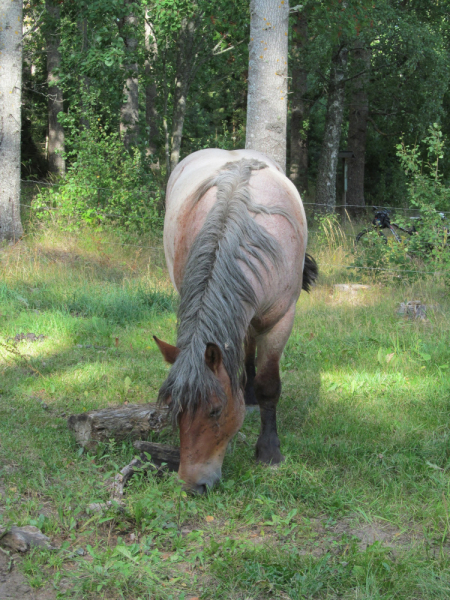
[154,336,245,494]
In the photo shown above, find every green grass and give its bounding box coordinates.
[1,223,450,599]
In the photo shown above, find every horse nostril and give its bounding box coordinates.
[194,483,208,495]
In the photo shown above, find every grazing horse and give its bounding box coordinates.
[154,149,317,494]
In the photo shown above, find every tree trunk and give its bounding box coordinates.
[169,17,197,173]
[346,43,371,215]
[145,11,159,158]
[119,3,139,149]
[289,10,308,193]
[245,0,290,172]
[0,0,24,242]
[316,45,348,212]
[78,18,90,131]
[46,0,65,176]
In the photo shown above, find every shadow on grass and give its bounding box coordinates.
[0,279,176,327]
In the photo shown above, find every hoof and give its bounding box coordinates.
[256,452,285,466]
[255,441,285,465]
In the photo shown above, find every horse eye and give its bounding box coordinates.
[209,407,222,418]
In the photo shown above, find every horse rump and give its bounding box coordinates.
[302,253,318,293]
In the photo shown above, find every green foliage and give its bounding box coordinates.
[397,124,450,213]
[32,125,163,232]
[353,125,450,281]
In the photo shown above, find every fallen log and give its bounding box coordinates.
[67,403,169,450]
[133,441,180,472]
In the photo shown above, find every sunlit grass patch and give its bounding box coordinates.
[1,224,450,598]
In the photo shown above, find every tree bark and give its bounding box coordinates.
[289,10,308,193]
[134,441,180,472]
[145,11,159,158]
[78,18,90,131]
[46,0,65,176]
[245,0,290,172]
[119,3,139,149]
[67,403,169,450]
[0,0,24,242]
[169,16,197,172]
[315,45,348,212]
[346,43,371,215]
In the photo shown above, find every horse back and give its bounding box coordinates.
[164,149,308,323]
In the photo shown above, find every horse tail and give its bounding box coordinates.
[302,253,318,293]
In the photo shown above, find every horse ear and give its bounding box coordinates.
[205,343,222,374]
[153,336,180,364]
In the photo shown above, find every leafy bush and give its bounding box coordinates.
[353,125,450,281]
[32,125,164,233]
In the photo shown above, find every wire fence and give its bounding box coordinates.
[21,178,450,215]
[16,178,450,277]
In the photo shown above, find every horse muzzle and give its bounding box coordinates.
[180,465,222,494]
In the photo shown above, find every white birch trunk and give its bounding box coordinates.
[0,0,24,242]
[245,0,289,172]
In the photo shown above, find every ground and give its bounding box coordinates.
[1,219,450,599]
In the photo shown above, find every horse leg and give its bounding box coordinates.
[244,335,258,406]
[254,305,296,464]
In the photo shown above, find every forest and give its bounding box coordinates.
[1,1,450,599]
[1,0,450,237]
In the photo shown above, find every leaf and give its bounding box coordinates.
[419,352,431,361]
[115,545,139,563]
[386,353,395,364]
[426,461,444,471]
[377,347,383,364]
[205,515,214,522]
[124,376,131,395]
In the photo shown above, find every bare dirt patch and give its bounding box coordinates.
[311,516,422,553]
[0,551,55,600]
[330,283,377,307]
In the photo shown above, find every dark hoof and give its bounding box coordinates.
[256,451,285,465]
[255,437,285,465]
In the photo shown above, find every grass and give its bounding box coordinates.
[1,219,450,599]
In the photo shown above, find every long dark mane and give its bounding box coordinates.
[158,159,294,423]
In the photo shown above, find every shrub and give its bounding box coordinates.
[353,125,450,282]
[32,125,164,233]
